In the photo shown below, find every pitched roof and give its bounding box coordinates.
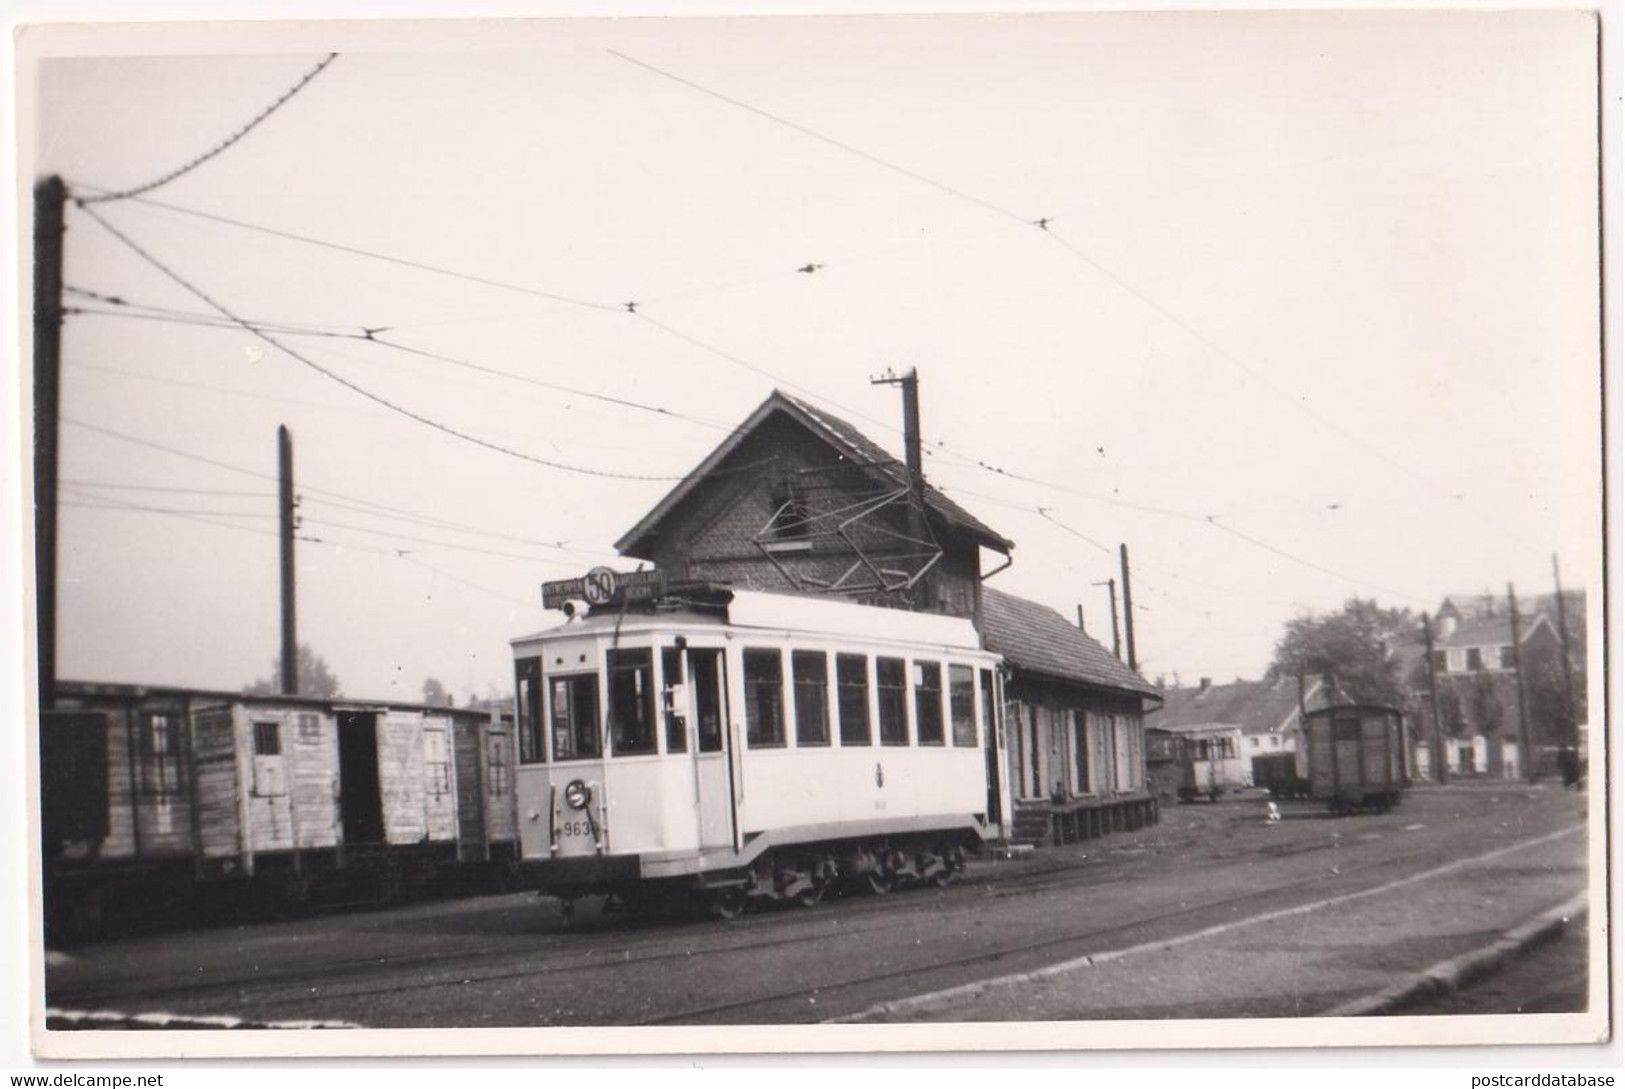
[616,390,1013,557]
[1150,676,1320,735]
[979,587,1158,697]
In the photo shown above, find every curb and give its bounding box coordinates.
[1322,891,1587,1017]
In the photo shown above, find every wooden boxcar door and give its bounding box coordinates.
[687,647,735,850]
[337,711,384,845]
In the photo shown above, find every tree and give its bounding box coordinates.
[1269,598,1416,707]
[245,643,342,699]
[422,677,450,707]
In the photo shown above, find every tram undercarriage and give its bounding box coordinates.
[533,830,977,922]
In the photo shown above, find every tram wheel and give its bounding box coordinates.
[793,882,826,909]
[709,888,746,921]
[863,869,894,896]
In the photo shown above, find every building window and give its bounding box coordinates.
[1431,650,1449,673]
[139,713,184,797]
[837,654,871,746]
[913,661,944,746]
[253,720,280,756]
[877,657,909,746]
[550,674,601,761]
[607,649,656,756]
[744,648,786,748]
[1499,646,1517,670]
[1250,736,1260,750]
[1467,648,1485,671]
[297,712,321,742]
[661,648,687,754]
[764,480,813,550]
[948,665,976,747]
[792,650,830,746]
[516,658,543,764]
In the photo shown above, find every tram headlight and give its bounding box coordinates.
[564,779,592,810]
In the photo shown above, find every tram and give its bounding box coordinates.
[511,573,1012,919]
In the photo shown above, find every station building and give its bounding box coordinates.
[613,390,1159,845]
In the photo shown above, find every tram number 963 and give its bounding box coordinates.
[559,817,595,840]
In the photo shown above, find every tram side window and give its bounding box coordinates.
[661,648,687,754]
[744,648,786,748]
[914,662,944,746]
[837,653,872,746]
[792,651,830,747]
[551,674,601,761]
[877,657,909,746]
[949,665,976,747]
[691,649,724,753]
[608,649,656,756]
[516,658,544,764]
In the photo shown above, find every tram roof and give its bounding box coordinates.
[511,589,986,652]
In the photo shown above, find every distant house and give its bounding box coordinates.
[1147,676,1323,795]
[1400,592,1584,779]
[613,389,1159,846]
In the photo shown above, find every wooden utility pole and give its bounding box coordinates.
[870,368,927,576]
[1119,544,1138,671]
[1422,614,1447,785]
[1506,583,1534,782]
[278,425,298,695]
[1093,578,1120,659]
[34,175,67,708]
[1551,554,1579,748]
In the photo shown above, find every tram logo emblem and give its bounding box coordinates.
[542,567,666,610]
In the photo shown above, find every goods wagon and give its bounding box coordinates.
[1251,751,1311,799]
[512,577,1011,919]
[1302,703,1408,813]
[41,682,517,939]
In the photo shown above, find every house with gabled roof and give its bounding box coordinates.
[1146,676,1323,797]
[613,389,1160,846]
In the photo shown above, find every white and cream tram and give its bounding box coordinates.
[512,575,1012,918]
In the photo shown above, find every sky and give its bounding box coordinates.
[17,11,1605,705]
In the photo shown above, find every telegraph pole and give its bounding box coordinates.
[34,175,66,708]
[278,426,298,695]
[871,368,927,576]
[1507,583,1534,782]
[1093,578,1120,659]
[1422,614,1447,785]
[1551,554,1579,749]
[1120,544,1138,672]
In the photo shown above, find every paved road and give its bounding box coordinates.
[45,784,1588,1028]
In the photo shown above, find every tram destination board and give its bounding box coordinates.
[542,567,666,610]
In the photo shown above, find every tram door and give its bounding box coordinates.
[686,648,735,850]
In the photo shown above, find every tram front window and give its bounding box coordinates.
[608,649,656,756]
[516,657,543,764]
[551,673,602,761]
[661,648,687,754]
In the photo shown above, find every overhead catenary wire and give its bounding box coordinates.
[74,200,691,484]
[78,54,341,205]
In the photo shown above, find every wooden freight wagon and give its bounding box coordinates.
[41,682,518,939]
[1302,703,1408,813]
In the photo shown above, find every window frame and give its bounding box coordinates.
[876,656,910,746]
[549,672,603,762]
[139,712,185,798]
[516,657,544,764]
[836,653,872,746]
[792,650,831,747]
[913,660,945,746]
[743,647,787,749]
[948,664,977,748]
[661,647,688,754]
[606,648,658,757]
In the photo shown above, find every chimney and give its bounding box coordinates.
[1199,677,1212,692]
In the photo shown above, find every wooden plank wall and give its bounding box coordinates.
[99,706,138,860]
[422,715,458,843]
[193,705,242,860]
[453,717,485,861]
[290,710,340,850]
[484,721,516,846]
[237,708,296,856]
[379,710,428,844]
